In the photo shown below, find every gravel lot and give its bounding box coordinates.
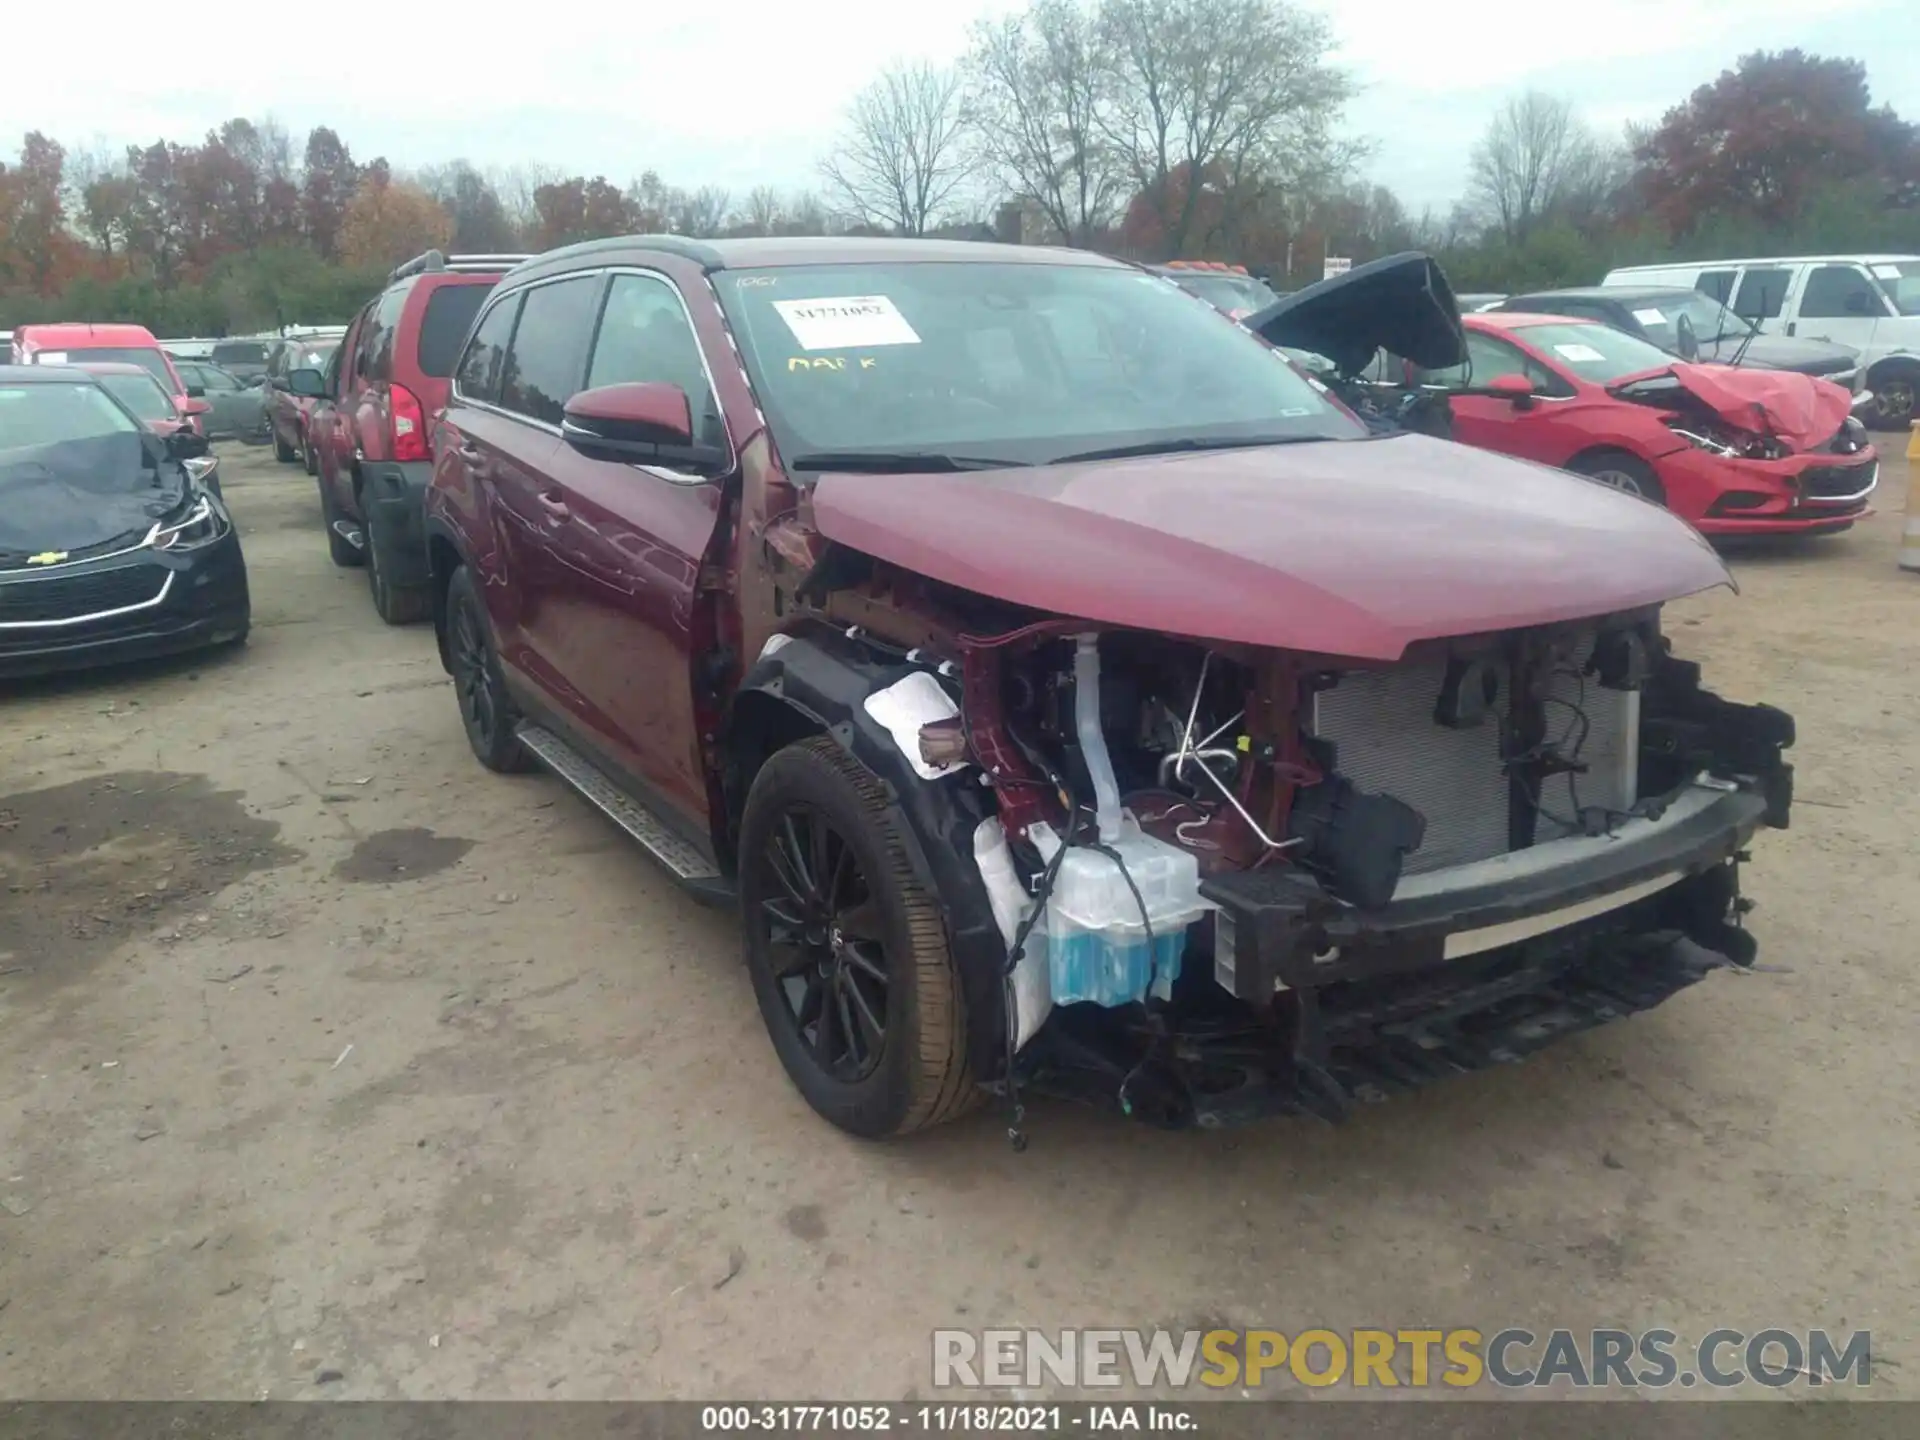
[1,441,1916,1400]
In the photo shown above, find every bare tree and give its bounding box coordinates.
[966,0,1120,246]
[1097,0,1354,258]
[820,61,975,235]
[738,184,785,235]
[493,162,563,239]
[1466,92,1615,245]
[672,184,733,237]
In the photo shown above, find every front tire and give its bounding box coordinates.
[1865,362,1917,432]
[1569,450,1666,506]
[274,426,297,464]
[318,480,363,568]
[739,737,976,1139]
[445,564,530,773]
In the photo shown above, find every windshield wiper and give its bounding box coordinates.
[1050,434,1339,465]
[786,451,1027,474]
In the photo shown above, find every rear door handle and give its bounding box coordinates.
[537,491,571,521]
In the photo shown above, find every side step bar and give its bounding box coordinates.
[332,519,365,551]
[514,723,729,895]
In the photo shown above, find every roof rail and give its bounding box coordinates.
[389,250,534,282]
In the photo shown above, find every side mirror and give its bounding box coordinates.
[186,384,207,398]
[562,382,728,475]
[1486,373,1536,409]
[165,427,210,461]
[287,367,327,398]
[180,397,213,417]
[1673,312,1700,362]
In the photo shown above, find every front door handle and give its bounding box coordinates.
[536,491,571,522]
[1786,321,1797,337]
[455,443,484,463]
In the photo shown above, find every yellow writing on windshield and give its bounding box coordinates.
[786,356,877,372]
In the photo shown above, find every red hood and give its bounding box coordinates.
[1611,362,1851,449]
[810,436,1732,662]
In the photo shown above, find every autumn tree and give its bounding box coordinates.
[530,175,637,249]
[302,127,360,259]
[820,61,975,235]
[0,132,80,290]
[1632,50,1920,233]
[337,172,453,268]
[418,161,519,252]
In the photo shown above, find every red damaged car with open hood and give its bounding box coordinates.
[422,238,1795,1138]
[1395,311,1875,534]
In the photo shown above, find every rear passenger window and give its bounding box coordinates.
[585,273,725,448]
[418,282,494,378]
[1697,270,1735,303]
[1798,265,1884,319]
[456,294,521,405]
[1732,267,1792,321]
[500,276,601,424]
[361,286,408,382]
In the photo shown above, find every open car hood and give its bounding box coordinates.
[1245,252,1467,378]
[1609,361,1851,450]
[810,436,1731,662]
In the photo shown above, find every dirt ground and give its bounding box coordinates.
[1,441,1916,1401]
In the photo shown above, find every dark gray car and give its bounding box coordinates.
[1492,286,1860,386]
[174,360,269,441]
[208,339,271,385]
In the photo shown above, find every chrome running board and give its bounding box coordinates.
[332,520,365,551]
[515,723,724,886]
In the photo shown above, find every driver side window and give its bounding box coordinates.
[585,272,726,450]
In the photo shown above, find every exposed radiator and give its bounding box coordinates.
[1310,634,1638,876]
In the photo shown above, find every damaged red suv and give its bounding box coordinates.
[424,239,1794,1139]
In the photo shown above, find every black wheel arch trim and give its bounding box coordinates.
[724,627,1008,1080]
[423,514,474,672]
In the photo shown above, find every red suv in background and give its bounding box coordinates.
[295,250,525,622]
[265,334,341,470]
[10,322,202,435]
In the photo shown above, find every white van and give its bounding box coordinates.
[1602,254,1920,429]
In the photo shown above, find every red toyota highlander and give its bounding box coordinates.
[422,240,1795,1140]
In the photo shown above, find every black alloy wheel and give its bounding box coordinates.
[739,737,976,1138]
[758,805,891,1083]
[1869,369,1916,430]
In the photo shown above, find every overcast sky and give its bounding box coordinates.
[7,0,1917,218]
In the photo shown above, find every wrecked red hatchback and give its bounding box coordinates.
[423,238,1794,1138]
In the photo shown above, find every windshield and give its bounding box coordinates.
[34,345,174,387]
[1624,292,1752,350]
[0,382,143,453]
[1170,272,1280,316]
[1870,260,1920,317]
[713,262,1362,466]
[91,371,177,423]
[1508,322,1677,383]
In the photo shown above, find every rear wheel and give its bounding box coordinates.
[365,502,431,625]
[445,564,530,773]
[273,425,297,464]
[1569,450,1666,506]
[739,737,977,1139]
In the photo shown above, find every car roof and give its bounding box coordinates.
[503,234,1124,286]
[1611,254,1919,271]
[14,322,160,345]
[1467,311,1596,332]
[74,361,161,378]
[0,363,102,383]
